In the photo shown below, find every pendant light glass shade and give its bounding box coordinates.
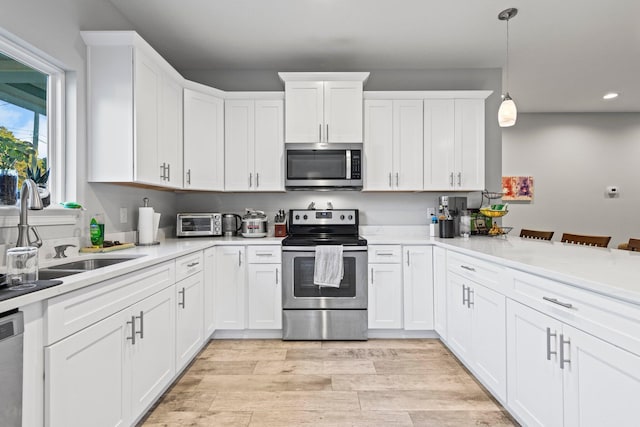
[498,93,517,127]
[498,8,518,128]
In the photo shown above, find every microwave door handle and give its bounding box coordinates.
[346,150,351,179]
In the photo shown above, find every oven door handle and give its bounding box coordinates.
[282,246,368,252]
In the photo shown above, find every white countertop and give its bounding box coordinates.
[0,236,283,313]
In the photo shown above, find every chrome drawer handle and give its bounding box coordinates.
[460,265,476,272]
[377,252,395,256]
[126,316,136,345]
[467,288,474,308]
[462,284,469,306]
[543,296,573,309]
[559,334,571,369]
[178,287,186,308]
[546,327,557,361]
[187,262,200,267]
[256,253,273,257]
[136,311,144,339]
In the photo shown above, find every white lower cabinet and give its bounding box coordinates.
[203,247,216,338]
[45,285,176,427]
[368,263,403,329]
[402,246,434,330]
[214,246,246,329]
[432,246,447,339]
[446,271,506,402]
[507,299,640,427]
[175,272,204,371]
[248,264,282,329]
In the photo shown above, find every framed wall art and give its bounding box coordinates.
[502,176,534,201]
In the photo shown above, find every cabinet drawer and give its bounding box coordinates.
[510,269,640,357]
[447,251,503,289]
[247,246,282,264]
[45,261,175,345]
[368,245,402,263]
[176,251,204,281]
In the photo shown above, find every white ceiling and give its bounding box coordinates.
[107,0,640,113]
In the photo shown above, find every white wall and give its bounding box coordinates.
[502,113,640,247]
[0,0,179,245]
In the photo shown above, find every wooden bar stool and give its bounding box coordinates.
[619,238,640,251]
[561,233,611,248]
[519,229,554,241]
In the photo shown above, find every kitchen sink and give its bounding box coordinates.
[37,269,80,280]
[44,257,139,271]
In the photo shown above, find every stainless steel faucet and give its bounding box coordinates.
[16,179,43,247]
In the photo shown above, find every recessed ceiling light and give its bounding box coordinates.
[603,92,619,100]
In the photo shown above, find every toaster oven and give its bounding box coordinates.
[176,213,222,237]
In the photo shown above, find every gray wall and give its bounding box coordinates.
[502,113,640,247]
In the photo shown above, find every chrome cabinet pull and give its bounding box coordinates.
[256,253,273,257]
[388,173,392,188]
[178,287,186,308]
[371,267,374,284]
[166,163,170,181]
[406,250,410,266]
[395,172,399,186]
[187,261,200,268]
[467,288,474,308]
[249,173,253,188]
[546,327,557,361]
[186,169,191,185]
[449,172,454,186]
[462,285,469,306]
[543,296,574,309]
[457,172,461,186]
[126,316,136,345]
[559,334,571,369]
[319,124,322,142]
[377,252,395,256]
[256,173,260,188]
[136,311,144,339]
[326,124,329,142]
[276,268,279,285]
[160,163,166,180]
[238,250,242,267]
[460,265,476,272]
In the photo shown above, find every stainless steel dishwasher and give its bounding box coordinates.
[0,311,23,427]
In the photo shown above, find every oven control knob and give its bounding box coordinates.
[303,214,308,220]
[295,214,300,220]
[340,215,345,220]
[348,214,353,220]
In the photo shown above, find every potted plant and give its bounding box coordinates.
[27,161,50,207]
[0,129,36,205]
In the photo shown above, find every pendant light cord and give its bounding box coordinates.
[505,16,510,93]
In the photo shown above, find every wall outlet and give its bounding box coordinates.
[606,186,619,197]
[120,207,128,223]
[427,207,436,217]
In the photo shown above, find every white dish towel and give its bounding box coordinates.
[313,245,344,288]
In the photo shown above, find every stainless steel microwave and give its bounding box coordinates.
[176,213,222,237]
[285,143,363,190]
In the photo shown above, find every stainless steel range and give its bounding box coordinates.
[281,209,368,340]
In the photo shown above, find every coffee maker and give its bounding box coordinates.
[438,196,467,237]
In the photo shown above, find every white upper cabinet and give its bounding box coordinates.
[225,97,284,191]
[183,85,224,191]
[280,72,369,143]
[424,97,486,191]
[364,99,423,191]
[82,31,184,188]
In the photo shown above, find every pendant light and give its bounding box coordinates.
[498,8,518,127]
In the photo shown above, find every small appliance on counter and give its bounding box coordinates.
[438,196,467,238]
[241,209,268,238]
[221,213,242,236]
[176,213,222,237]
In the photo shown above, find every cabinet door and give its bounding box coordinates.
[284,81,323,143]
[402,246,434,330]
[183,89,224,190]
[46,310,131,427]
[176,272,205,370]
[158,75,183,188]
[423,99,455,190]
[254,100,284,191]
[134,51,160,185]
[506,299,564,427]
[129,286,175,418]
[393,100,423,190]
[563,324,640,427]
[203,247,216,338]
[433,247,448,340]
[368,263,403,329]
[363,100,393,190]
[324,81,363,143]
[248,264,282,329]
[445,272,473,360]
[225,100,255,191]
[470,283,506,402]
[215,246,246,329]
[454,99,485,190]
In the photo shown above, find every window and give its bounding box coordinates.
[0,30,64,206]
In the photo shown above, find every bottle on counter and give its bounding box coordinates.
[429,215,437,237]
[90,213,105,247]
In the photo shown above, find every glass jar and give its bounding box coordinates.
[460,209,471,238]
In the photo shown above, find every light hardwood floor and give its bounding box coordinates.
[140,339,517,426]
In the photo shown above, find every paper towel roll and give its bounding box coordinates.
[153,212,161,241]
[138,207,155,244]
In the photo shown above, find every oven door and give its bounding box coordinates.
[282,247,367,309]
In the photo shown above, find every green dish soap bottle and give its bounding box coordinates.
[90,213,105,247]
